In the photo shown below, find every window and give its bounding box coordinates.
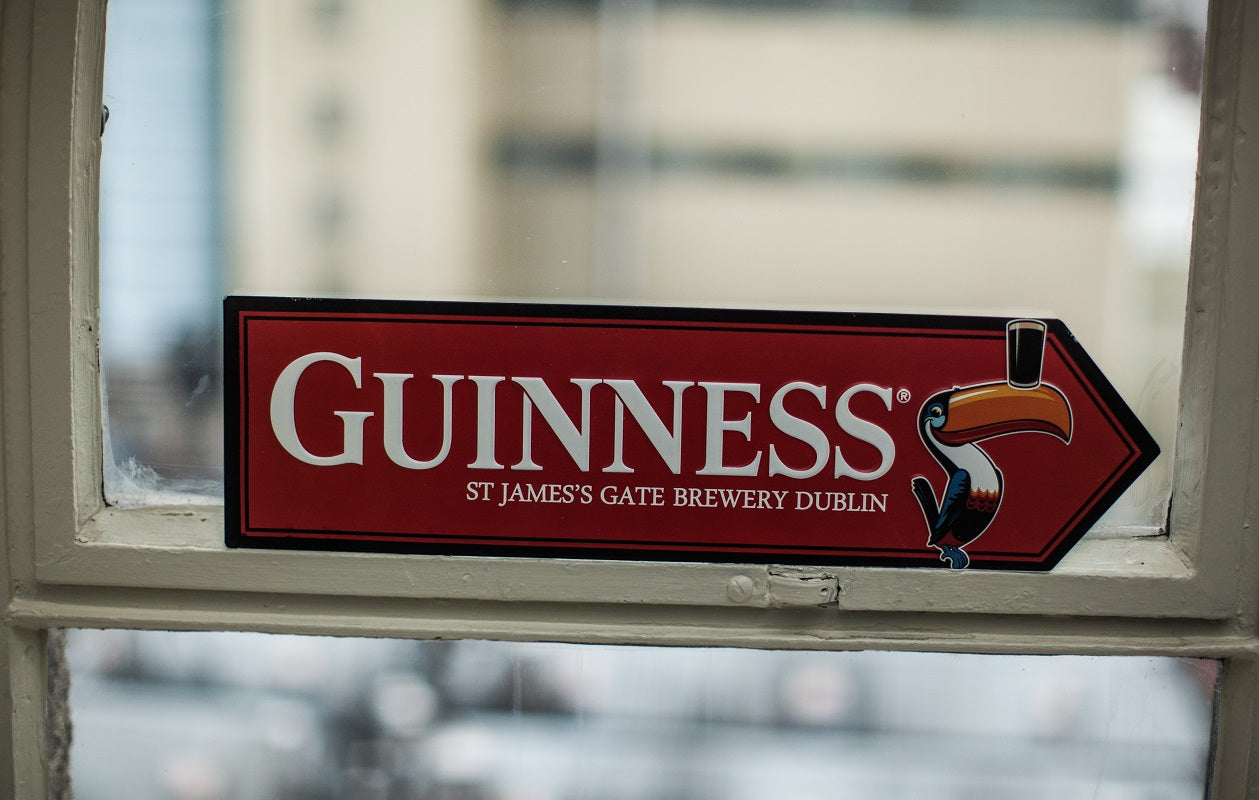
[2,0,1259,796]
[104,0,1202,540]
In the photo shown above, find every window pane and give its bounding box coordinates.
[101,0,1207,530]
[69,630,1217,799]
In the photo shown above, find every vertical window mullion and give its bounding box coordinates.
[1207,655,1259,796]
[0,626,53,799]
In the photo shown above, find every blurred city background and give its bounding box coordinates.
[101,0,1206,529]
[70,631,1217,800]
[86,0,1215,797]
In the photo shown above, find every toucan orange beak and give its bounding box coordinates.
[937,381,1072,446]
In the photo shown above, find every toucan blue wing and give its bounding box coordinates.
[930,469,971,543]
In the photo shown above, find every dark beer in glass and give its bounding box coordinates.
[1007,319,1046,389]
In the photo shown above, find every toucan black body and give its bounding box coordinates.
[911,382,1072,569]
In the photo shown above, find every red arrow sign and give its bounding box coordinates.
[225,297,1158,570]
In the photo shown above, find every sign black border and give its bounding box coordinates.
[223,295,1159,571]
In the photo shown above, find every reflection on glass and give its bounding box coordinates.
[69,630,1217,800]
[101,0,1207,528]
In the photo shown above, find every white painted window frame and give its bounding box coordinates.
[2,0,1258,796]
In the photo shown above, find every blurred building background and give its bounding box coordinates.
[69,630,1217,800]
[102,0,1205,528]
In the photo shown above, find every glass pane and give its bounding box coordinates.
[68,630,1217,799]
[101,0,1207,529]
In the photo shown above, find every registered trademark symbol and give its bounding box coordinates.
[896,389,912,404]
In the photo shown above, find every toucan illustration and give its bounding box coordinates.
[911,321,1072,569]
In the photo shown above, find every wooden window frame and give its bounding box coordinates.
[2,0,1258,795]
